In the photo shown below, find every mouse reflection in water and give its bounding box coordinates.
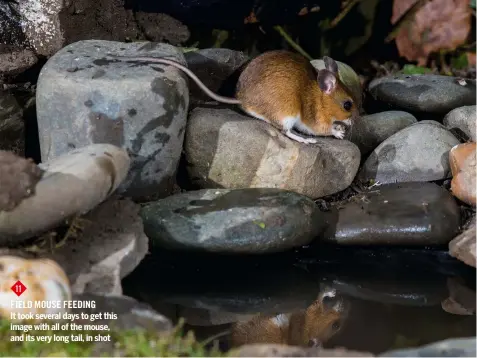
[229,287,348,348]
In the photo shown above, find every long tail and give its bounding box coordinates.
[107,54,241,105]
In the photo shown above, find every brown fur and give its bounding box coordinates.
[236,50,358,135]
[229,289,348,348]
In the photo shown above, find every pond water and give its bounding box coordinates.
[122,245,476,355]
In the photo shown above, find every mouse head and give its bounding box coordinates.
[315,57,359,124]
[302,287,349,348]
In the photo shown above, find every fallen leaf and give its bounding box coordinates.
[392,0,472,65]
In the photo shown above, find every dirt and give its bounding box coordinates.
[59,0,190,47]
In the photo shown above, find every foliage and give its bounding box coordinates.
[0,319,229,357]
[191,0,475,75]
[399,64,433,74]
[391,0,473,66]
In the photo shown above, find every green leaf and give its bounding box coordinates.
[470,0,476,9]
[450,53,469,69]
[400,64,433,74]
[253,220,266,229]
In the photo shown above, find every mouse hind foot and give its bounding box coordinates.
[281,115,318,144]
[244,108,318,145]
[284,130,317,144]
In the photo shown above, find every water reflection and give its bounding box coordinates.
[229,285,347,348]
[122,249,476,354]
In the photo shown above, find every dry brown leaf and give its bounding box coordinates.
[467,52,476,66]
[392,0,472,65]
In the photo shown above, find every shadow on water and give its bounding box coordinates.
[122,245,476,355]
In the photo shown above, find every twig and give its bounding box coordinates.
[330,0,361,28]
[385,0,432,43]
[273,25,312,60]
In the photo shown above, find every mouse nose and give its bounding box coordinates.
[322,294,342,311]
[308,338,322,347]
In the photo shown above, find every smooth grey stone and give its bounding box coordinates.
[368,74,476,114]
[380,337,476,357]
[350,111,417,155]
[36,39,188,201]
[359,121,460,183]
[185,107,360,199]
[443,105,476,141]
[0,144,130,245]
[323,182,460,245]
[140,188,326,254]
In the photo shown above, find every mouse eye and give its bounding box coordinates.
[343,100,353,111]
[332,321,341,331]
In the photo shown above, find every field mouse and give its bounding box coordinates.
[106,50,359,144]
[229,287,348,348]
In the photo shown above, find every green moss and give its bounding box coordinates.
[450,53,469,70]
[400,64,433,75]
[0,319,230,357]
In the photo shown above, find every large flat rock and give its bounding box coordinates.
[185,107,360,199]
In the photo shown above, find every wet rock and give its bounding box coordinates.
[234,344,373,357]
[72,292,172,332]
[36,40,188,201]
[47,198,148,295]
[0,256,71,320]
[359,121,460,184]
[449,143,476,206]
[323,182,461,245]
[140,188,326,254]
[0,150,43,212]
[380,337,476,357]
[185,108,360,199]
[0,89,24,155]
[441,278,476,316]
[443,105,476,141]
[184,48,249,104]
[349,111,417,155]
[449,217,476,267]
[327,276,448,307]
[0,144,130,246]
[311,59,363,109]
[368,74,476,115]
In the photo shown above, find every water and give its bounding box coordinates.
[122,245,476,355]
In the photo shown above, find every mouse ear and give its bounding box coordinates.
[317,70,337,94]
[323,56,339,74]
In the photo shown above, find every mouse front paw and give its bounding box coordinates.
[331,122,347,139]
